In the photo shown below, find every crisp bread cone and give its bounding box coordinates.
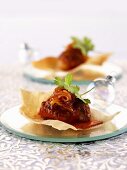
[86,53,112,65]
[32,57,58,70]
[20,89,103,130]
[20,89,51,120]
[20,89,122,131]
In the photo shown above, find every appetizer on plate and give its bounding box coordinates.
[20,74,124,131]
[31,36,112,81]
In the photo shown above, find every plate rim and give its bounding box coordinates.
[23,62,122,85]
[0,105,127,143]
[23,73,91,85]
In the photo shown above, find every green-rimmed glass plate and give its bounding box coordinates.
[23,63,122,85]
[0,105,127,143]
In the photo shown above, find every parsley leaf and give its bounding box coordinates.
[84,99,91,104]
[71,36,94,55]
[54,74,93,105]
[64,73,72,86]
[54,77,64,87]
[69,85,80,94]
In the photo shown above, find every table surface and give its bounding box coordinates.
[0,62,127,170]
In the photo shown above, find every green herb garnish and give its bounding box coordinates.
[71,36,94,55]
[54,74,94,104]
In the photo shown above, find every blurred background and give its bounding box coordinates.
[0,0,127,64]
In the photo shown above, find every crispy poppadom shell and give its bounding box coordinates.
[32,57,58,70]
[85,52,112,65]
[20,89,105,131]
[20,89,51,120]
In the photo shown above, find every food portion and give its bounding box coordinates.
[20,74,103,130]
[39,87,91,124]
[58,38,90,70]
[58,46,85,71]
[58,37,96,70]
[32,36,111,81]
[20,74,126,132]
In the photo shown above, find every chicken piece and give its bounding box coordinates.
[39,87,91,124]
[58,44,88,71]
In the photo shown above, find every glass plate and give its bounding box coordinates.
[23,74,91,85]
[0,105,127,143]
[23,63,122,85]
